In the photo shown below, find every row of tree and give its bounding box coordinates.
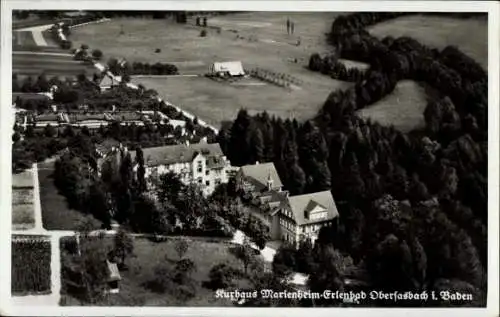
[107,59,179,77]
[309,52,367,82]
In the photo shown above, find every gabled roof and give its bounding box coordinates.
[130,142,225,167]
[287,190,339,226]
[211,61,245,76]
[35,114,60,122]
[240,162,283,191]
[106,260,121,282]
[95,138,121,155]
[99,75,115,88]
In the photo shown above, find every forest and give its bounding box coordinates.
[217,12,488,306]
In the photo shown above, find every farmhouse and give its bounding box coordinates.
[236,162,339,246]
[209,61,245,77]
[130,141,231,196]
[98,75,118,91]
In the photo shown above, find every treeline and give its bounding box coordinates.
[220,12,487,306]
[116,61,179,76]
[309,53,367,82]
[12,73,64,93]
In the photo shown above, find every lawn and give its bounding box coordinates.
[38,161,101,231]
[11,236,52,295]
[70,13,351,126]
[368,14,488,70]
[131,75,350,127]
[12,188,35,230]
[356,80,434,132]
[12,203,35,230]
[13,53,96,78]
[61,236,251,306]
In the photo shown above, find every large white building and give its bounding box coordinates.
[236,162,339,246]
[130,141,231,196]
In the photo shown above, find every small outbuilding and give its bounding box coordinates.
[106,260,122,294]
[209,61,245,77]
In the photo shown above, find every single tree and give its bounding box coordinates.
[113,228,134,269]
[174,238,189,260]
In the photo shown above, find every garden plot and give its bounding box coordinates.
[11,237,52,295]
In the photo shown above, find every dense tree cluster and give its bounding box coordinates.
[210,183,272,249]
[220,12,488,306]
[309,52,367,82]
[107,59,179,77]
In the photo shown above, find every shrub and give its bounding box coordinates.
[309,53,323,71]
[200,29,207,37]
[207,263,239,289]
[61,40,72,50]
[91,49,103,60]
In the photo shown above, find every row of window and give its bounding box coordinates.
[196,178,223,187]
[279,219,328,234]
[280,218,295,232]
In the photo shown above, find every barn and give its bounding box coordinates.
[209,61,245,77]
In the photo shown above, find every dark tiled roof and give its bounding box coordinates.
[108,112,144,122]
[240,162,283,191]
[95,138,121,155]
[70,113,106,122]
[130,142,224,167]
[107,260,121,282]
[35,114,59,122]
[287,190,339,226]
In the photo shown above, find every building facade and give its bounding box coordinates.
[130,141,230,196]
[236,162,339,246]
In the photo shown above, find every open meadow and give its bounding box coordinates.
[356,14,488,131]
[356,80,434,133]
[12,170,35,230]
[368,14,488,69]
[70,13,352,126]
[131,75,349,127]
[13,52,97,80]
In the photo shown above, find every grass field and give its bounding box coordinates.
[368,14,488,69]
[70,13,351,125]
[131,75,349,127]
[13,53,97,79]
[12,203,35,230]
[357,80,434,132]
[12,169,34,188]
[38,161,101,231]
[61,237,249,306]
[12,176,36,230]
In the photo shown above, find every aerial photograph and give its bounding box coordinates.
[9,8,489,308]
